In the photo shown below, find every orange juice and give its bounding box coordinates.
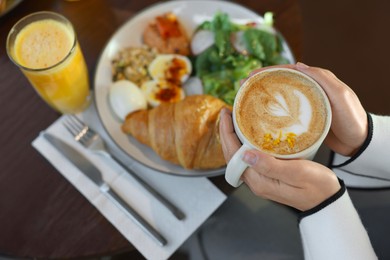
[7,12,90,114]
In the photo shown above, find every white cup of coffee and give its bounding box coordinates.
[225,68,332,187]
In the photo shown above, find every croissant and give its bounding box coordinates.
[121,95,231,169]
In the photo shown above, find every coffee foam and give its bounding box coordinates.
[235,70,327,155]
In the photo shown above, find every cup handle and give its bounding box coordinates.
[225,143,252,187]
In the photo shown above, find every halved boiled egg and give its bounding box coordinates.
[109,80,147,121]
[141,80,185,107]
[148,54,192,84]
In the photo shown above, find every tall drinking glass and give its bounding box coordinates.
[6,11,90,114]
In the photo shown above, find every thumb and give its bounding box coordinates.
[241,150,307,186]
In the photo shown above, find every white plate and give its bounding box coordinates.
[94,0,295,177]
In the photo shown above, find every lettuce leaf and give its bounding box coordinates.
[194,12,290,105]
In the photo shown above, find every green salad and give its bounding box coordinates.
[193,12,291,105]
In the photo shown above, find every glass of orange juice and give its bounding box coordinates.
[6,11,90,114]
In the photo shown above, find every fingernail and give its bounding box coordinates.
[220,108,228,117]
[296,62,309,69]
[242,151,258,166]
[239,77,248,85]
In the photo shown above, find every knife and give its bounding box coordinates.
[43,132,167,246]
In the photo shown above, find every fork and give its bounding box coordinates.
[63,115,185,220]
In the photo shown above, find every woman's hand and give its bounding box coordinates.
[295,63,368,156]
[219,109,340,211]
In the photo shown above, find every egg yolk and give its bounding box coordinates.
[155,84,182,103]
[165,57,188,85]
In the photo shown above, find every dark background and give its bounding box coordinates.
[299,0,390,115]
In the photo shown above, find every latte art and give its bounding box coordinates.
[262,87,312,135]
[236,70,327,155]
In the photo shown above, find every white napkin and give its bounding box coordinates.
[32,104,227,260]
